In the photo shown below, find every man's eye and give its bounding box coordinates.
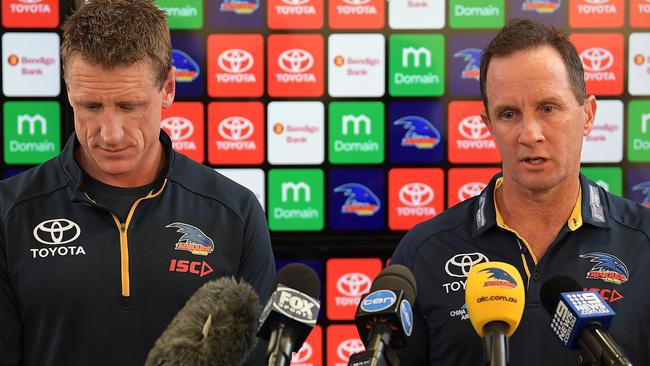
[542,105,555,113]
[502,111,515,119]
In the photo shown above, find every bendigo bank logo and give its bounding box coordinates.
[334,183,380,216]
[521,0,561,13]
[217,116,256,151]
[453,48,481,81]
[166,222,215,256]
[220,0,259,14]
[394,116,440,149]
[172,49,200,83]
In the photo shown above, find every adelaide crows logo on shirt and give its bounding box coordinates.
[580,252,629,285]
[479,267,517,288]
[167,222,215,256]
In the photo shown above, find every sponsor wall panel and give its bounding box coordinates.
[326,258,382,320]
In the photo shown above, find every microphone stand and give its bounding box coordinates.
[576,325,633,366]
[267,323,296,366]
[482,321,509,366]
[347,323,400,366]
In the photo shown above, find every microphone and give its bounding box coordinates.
[465,262,525,366]
[257,263,321,366]
[144,276,262,366]
[348,264,418,366]
[540,275,633,366]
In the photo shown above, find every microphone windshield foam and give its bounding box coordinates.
[271,263,321,300]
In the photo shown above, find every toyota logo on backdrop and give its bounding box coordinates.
[218,49,254,74]
[337,339,365,362]
[282,0,311,4]
[291,342,313,363]
[459,116,490,140]
[218,117,254,141]
[278,49,314,73]
[33,219,81,245]
[161,117,194,141]
[445,252,489,278]
[399,183,434,207]
[458,182,487,201]
[342,0,371,5]
[337,273,372,297]
[580,48,614,72]
[584,0,609,3]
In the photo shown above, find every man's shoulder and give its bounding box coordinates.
[167,152,258,213]
[602,189,650,237]
[0,158,66,215]
[393,197,477,261]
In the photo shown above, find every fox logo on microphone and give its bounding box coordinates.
[273,285,320,324]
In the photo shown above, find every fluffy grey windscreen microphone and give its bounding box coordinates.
[145,277,262,366]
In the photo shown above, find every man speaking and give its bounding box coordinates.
[391,19,650,365]
[0,1,274,365]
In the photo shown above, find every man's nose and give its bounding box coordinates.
[100,110,125,145]
[518,115,545,145]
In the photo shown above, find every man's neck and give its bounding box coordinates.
[496,176,581,259]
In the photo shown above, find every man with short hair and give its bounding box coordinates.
[0,1,274,365]
[391,19,650,365]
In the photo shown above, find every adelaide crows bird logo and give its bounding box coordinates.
[394,116,441,149]
[580,252,629,285]
[632,182,650,208]
[334,183,381,217]
[166,222,215,256]
[479,267,517,288]
[453,48,481,81]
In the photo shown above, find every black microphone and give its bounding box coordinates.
[348,264,418,366]
[257,263,321,366]
[144,276,262,366]
[540,275,634,366]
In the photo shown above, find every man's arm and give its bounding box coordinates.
[0,231,22,366]
[391,233,430,366]
[238,193,275,366]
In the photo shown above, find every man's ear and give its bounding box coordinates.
[480,110,493,135]
[161,67,176,109]
[582,95,597,137]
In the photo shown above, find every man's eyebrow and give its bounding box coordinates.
[492,104,519,116]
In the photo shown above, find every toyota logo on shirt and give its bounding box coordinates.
[337,272,372,297]
[291,341,313,363]
[278,49,314,73]
[398,183,434,207]
[218,49,255,74]
[458,116,490,140]
[161,117,194,141]
[33,219,81,245]
[218,117,254,141]
[580,48,614,72]
[445,252,489,278]
[337,339,365,362]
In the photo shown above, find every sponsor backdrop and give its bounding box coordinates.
[1,0,650,364]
